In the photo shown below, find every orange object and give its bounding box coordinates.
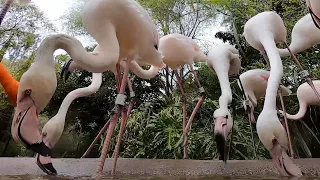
[0,63,19,106]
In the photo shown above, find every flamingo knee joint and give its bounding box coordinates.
[115,94,127,106]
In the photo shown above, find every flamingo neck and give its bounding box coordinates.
[129,60,160,79]
[261,37,283,110]
[216,67,232,108]
[35,34,116,73]
[281,102,307,120]
[55,73,102,123]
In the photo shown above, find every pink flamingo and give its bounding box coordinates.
[10,0,164,177]
[157,33,207,159]
[244,11,302,176]
[238,69,292,123]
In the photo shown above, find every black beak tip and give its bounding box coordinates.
[61,58,73,82]
[215,133,226,162]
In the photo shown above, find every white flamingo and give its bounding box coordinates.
[10,0,164,177]
[278,14,320,57]
[244,11,302,176]
[206,44,240,162]
[36,72,102,175]
[238,69,292,123]
[279,80,320,120]
[149,33,207,159]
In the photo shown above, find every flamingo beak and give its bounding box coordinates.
[213,116,228,162]
[11,92,56,175]
[270,140,303,177]
[60,58,73,82]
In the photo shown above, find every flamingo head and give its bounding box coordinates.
[35,114,65,175]
[213,108,233,162]
[11,63,57,175]
[256,110,302,177]
[60,58,84,82]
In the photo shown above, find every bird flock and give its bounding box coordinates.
[1,0,320,178]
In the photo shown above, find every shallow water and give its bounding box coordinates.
[0,175,319,180]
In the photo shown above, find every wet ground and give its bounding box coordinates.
[1,175,320,180]
[0,158,319,179]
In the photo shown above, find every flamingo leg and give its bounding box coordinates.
[173,69,188,159]
[278,88,294,158]
[82,64,123,158]
[82,121,110,158]
[284,43,320,101]
[183,65,205,159]
[234,75,257,159]
[111,76,135,175]
[0,0,14,25]
[261,50,271,71]
[95,63,130,177]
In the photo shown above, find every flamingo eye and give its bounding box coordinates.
[25,89,32,95]
[225,115,228,119]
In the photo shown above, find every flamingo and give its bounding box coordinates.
[279,80,320,120]
[244,11,302,176]
[36,72,102,175]
[278,14,320,57]
[306,0,320,29]
[238,69,292,123]
[0,61,103,175]
[139,33,207,159]
[10,0,164,177]
[206,44,241,162]
[0,0,30,25]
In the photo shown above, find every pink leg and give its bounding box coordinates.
[183,65,205,159]
[261,50,270,71]
[278,88,294,158]
[284,43,320,101]
[95,63,130,177]
[82,64,122,158]
[94,112,120,178]
[81,121,110,158]
[250,106,256,123]
[173,70,188,159]
[111,76,135,175]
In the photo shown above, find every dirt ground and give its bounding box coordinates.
[0,158,319,177]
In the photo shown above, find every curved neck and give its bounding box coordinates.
[35,34,116,72]
[56,73,102,122]
[261,37,283,110]
[129,60,160,79]
[280,102,307,120]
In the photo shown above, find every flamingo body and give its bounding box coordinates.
[159,33,207,70]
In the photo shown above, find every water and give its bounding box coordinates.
[0,175,319,180]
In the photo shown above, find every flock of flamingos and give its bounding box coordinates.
[0,0,320,178]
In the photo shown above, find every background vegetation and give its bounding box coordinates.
[0,0,320,160]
